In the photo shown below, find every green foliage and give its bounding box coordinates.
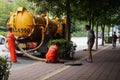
[0,26,6,31]
[104,36,112,43]
[0,26,7,37]
[71,21,88,37]
[0,56,12,80]
[29,0,120,34]
[28,0,66,17]
[0,32,7,37]
[48,39,73,59]
[0,0,35,28]
[0,0,12,27]
[14,0,35,12]
[72,32,86,37]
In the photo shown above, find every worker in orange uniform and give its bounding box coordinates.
[46,42,60,63]
[6,27,17,63]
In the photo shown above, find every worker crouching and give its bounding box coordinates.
[46,42,60,63]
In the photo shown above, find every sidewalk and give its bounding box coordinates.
[47,44,120,80]
[8,41,120,80]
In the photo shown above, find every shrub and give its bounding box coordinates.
[0,56,12,80]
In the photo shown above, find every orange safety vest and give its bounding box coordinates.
[46,45,59,62]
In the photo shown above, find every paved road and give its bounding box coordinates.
[0,37,102,70]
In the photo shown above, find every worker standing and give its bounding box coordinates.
[6,27,17,63]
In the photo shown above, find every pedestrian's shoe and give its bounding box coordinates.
[85,59,93,63]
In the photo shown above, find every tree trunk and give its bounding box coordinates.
[95,19,98,50]
[108,26,110,37]
[66,0,71,41]
[91,14,94,30]
[101,24,105,46]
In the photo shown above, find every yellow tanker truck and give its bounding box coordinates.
[6,7,67,61]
